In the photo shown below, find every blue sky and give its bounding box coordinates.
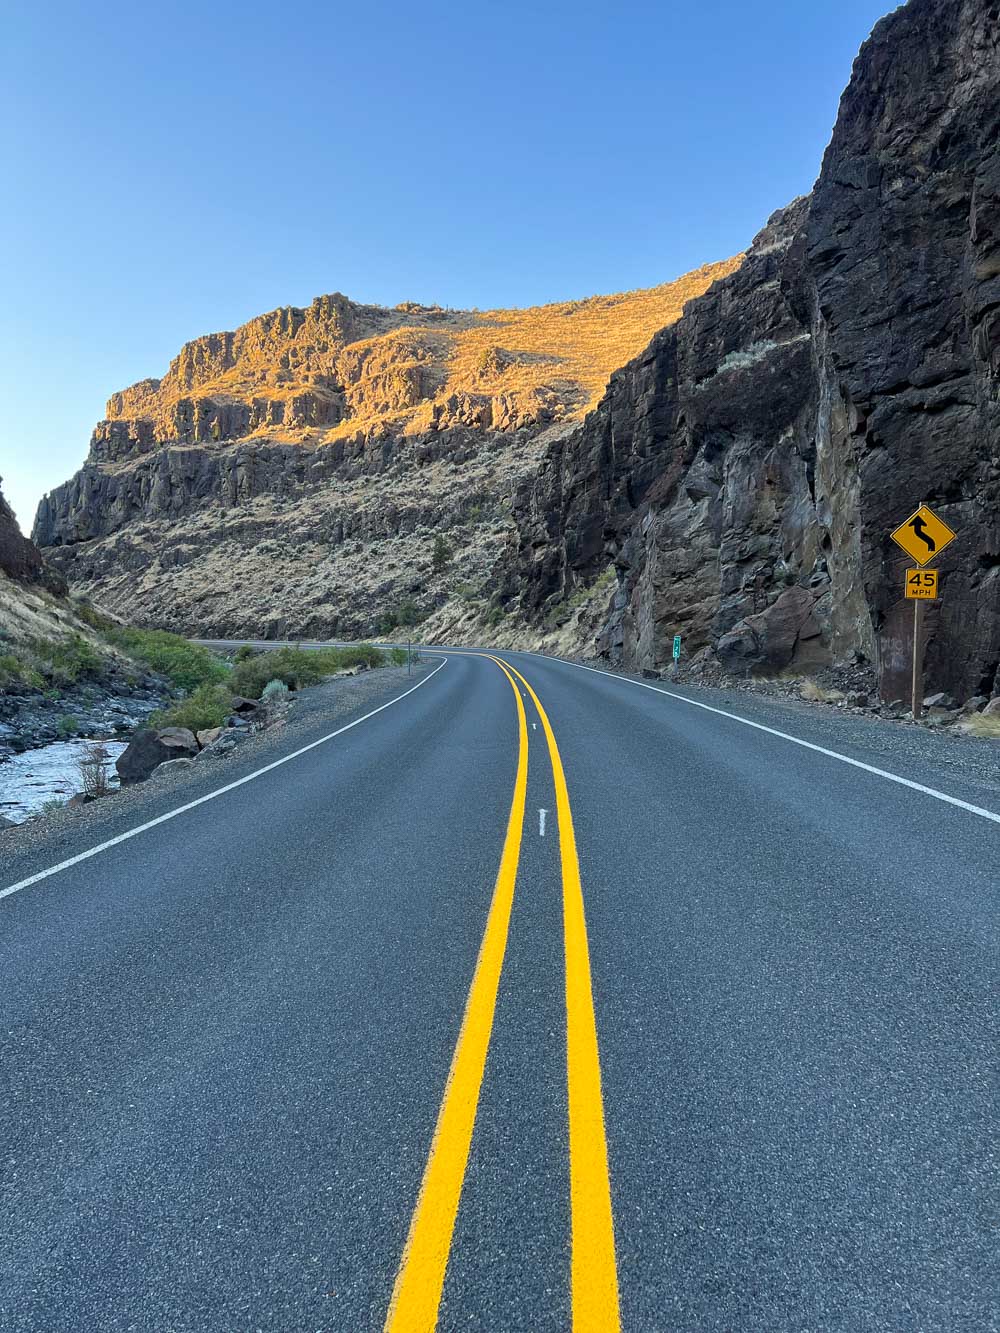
[1,0,894,529]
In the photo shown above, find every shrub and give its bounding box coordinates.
[77,742,114,799]
[262,678,290,703]
[0,653,26,687]
[73,600,115,632]
[57,714,79,737]
[234,645,257,663]
[432,534,452,573]
[333,643,384,670]
[227,645,388,698]
[389,648,408,666]
[108,628,229,692]
[151,682,235,732]
[231,648,323,697]
[29,634,103,684]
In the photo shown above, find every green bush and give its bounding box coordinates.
[389,648,408,666]
[432,534,452,573]
[234,645,257,663]
[0,653,27,687]
[57,714,79,737]
[29,634,104,684]
[108,628,229,692]
[72,600,115,633]
[262,678,290,703]
[151,682,235,732]
[230,645,387,698]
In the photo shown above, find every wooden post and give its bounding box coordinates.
[911,597,924,719]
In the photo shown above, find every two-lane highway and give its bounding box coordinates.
[2,649,998,1331]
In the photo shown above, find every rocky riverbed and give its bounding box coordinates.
[0,671,171,757]
[0,665,175,824]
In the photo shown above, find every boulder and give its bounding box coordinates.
[116,726,199,785]
[961,696,988,714]
[196,727,223,748]
[923,692,955,710]
[230,696,261,714]
[717,586,818,676]
[0,815,16,830]
[983,698,1000,717]
[153,758,195,776]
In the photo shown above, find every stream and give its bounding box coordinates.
[0,739,128,824]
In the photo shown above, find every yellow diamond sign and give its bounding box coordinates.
[890,504,957,567]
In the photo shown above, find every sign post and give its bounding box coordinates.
[891,505,956,720]
[672,634,681,669]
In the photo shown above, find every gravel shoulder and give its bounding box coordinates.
[0,662,436,888]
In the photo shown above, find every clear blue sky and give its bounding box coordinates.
[1,0,894,530]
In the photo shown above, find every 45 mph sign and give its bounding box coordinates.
[890,503,957,720]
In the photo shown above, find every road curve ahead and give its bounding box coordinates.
[1,649,998,1331]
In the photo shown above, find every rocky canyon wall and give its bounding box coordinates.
[505,0,1000,704]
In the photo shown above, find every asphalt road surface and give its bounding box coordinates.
[2,649,998,1331]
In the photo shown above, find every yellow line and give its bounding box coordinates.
[384,658,529,1333]
[494,656,621,1333]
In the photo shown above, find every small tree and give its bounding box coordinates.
[432,534,452,573]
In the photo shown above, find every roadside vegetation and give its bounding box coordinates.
[105,628,229,692]
[2,599,412,750]
[150,642,394,731]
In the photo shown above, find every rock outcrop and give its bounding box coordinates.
[502,0,1000,704]
[31,267,735,639]
[0,477,55,589]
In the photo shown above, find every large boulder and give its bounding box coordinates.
[716,586,822,676]
[116,727,199,785]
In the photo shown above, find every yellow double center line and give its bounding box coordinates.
[384,655,619,1332]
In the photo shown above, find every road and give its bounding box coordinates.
[2,648,998,1331]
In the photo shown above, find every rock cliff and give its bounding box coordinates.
[1,479,51,588]
[32,268,736,639]
[500,0,1000,704]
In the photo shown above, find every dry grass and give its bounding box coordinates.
[799,679,845,704]
[104,259,742,449]
[957,711,1000,738]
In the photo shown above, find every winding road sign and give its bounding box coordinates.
[891,505,956,567]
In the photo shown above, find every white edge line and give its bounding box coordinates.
[532,654,1000,828]
[0,656,449,903]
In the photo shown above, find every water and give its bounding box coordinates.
[0,740,128,824]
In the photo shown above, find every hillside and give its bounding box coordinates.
[33,263,737,639]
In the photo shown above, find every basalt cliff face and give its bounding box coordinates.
[34,0,1000,702]
[32,267,735,641]
[499,0,1000,704]
[1,482,51,589]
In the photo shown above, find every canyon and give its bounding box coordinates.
[32,0,1000,704]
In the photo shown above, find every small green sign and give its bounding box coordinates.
[672,634,682,661]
